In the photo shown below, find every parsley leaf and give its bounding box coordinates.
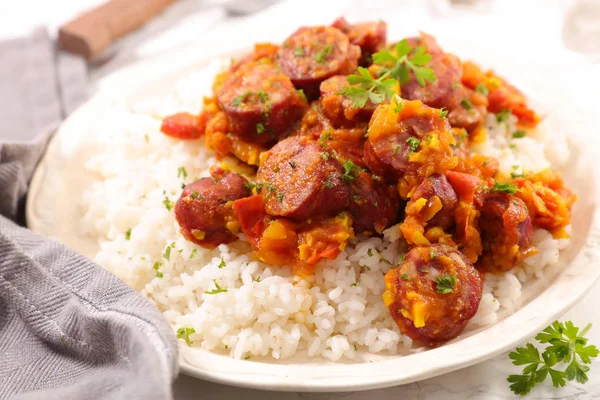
[205,279,228,294]
[512,130,527,139]
[218,257,226,269]
[163,196,174,211]
[400,273,411,281]
[508,321,598,395]
[125,228,132,241]
[435,274,456,294]
[406,137,420,153]
[341,160,363,183]
[243,182,256,190]
[461,98,473,110]
[256,122,265,134]
[177,166,188,179]
[342,40,436,108]
[496,109,512,123]
[490,181,519,194]
[475,83,488,96]
[232,91,252,107]
[314,44,333,64]
[177,327,196,346]
[439,108,448,118]
[294,47,305,57]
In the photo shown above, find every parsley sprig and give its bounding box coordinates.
[507,321,599,396]
[341,39,436,108]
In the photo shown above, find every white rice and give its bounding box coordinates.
[77,72,571,361]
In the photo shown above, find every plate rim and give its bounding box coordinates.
[26,45,600,393]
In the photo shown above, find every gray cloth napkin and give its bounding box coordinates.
[0,28,178,399]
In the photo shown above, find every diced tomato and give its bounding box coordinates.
[446,171,483,203]
[233,195,266,247]
[161,112,205,140]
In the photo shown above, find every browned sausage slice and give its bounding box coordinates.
[256,136,351,220]
[384,244,483,346]
[364,99,453,183]
[332,17,387,66]
[348,171,400,234]
[477,192,535,272]
[217,60,308,145]
[400,33,462,110]
[175,168,251,248]
[276,26,361,98]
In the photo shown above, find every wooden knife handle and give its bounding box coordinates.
[58,0,174,60]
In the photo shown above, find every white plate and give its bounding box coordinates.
[27,31,600,392]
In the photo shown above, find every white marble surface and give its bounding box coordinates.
[173,282,600,399]
[4,0,599,398]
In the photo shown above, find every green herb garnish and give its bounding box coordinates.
[507,321,599,396]
[435,273,456,294]
[341,40,436,108]
[177,327,196,346]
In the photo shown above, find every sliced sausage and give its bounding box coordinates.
[292,102,369,169]
[256,136,351,220]
[477,192,535,272]
[320,75,377,126]
[217,60,308,145]
[349,172,400,234]
[384,243,483,346]
[400,33,462,110]
[175,168,251,248]
[332,17,387,66]
[409,173,457,229]
[364,99,453,183]
[447,87,488,134]
[276,26,361,99]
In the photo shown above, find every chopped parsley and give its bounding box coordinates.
[163,246,171,261]
[314,44,333,64]
[394,102,404,113]
[400,273,411,281]
[243,182,256,190]
[367,248,374,257]
[256,122,265,134]
[177,166,188,179]
[218,257,226,269]
[257,90,270,104]
[320,130,331,144]
[294,46,305,57]
[475,83,488,96]
[232,91,252,107]
[253,276,261,283]
[430,249,438,259]
[490,181,519,194]
[341,40,436,108]
[511,172,525,179]
[435,273,457,294]
[393,145,400,156]
[379,257,392,265]
[461,98,473,110]
[451,82,462,90]
[289,161,296,168]
[439,108,448,118]
[277,193,284,202]
[320,152,330,161]
[512,130,527,139]
[189,249,197,259]
[125,228,132,241]
[398,253,407,264]
[406,137,421,153]
[323,179,334,188]
[177,327,196,346]
[244,355,252,360]
[205,279,228,294]
[496,109,512,123]
[190,190,201,200]
[341,160,363,183]
[163,196,174,211]
[350,282,358,287]
[296,89,307,102]
[265,182,276,193]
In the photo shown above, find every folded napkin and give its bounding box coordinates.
[0,28,177,400]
